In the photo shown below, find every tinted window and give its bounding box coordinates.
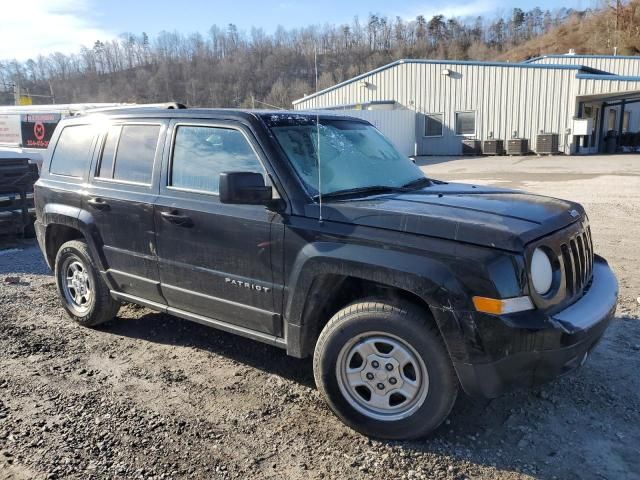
[425,113,443,137]
[112,125,160,184]
[455,112,475,135]
[171,126,263,194]
[607,109,617,131]
[96,125,121,178]
[50,125,95,177]
[622,111,630,133]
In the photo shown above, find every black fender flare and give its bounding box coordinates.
[42,203,109,275]
[284,242,472,360]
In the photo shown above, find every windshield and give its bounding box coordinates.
[267,117,425,197]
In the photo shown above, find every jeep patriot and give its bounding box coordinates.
[34,107,618,439]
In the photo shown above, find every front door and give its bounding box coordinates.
[85,120,167,304]
[154,120,284,336]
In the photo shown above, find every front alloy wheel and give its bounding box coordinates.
[336,333,429,421]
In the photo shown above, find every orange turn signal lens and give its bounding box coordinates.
[472,296,534,314]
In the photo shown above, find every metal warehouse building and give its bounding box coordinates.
[293,57,640,156]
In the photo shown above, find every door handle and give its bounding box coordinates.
[87,197,109,210]
[160,210,193,227]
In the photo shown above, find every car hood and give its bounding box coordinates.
[306,182,584,252]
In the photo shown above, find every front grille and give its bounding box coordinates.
[560,225,593,297]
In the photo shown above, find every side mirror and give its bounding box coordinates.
[219,172,272,205]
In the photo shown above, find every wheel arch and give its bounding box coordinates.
[42,203,106,272]
[284,242,470,359]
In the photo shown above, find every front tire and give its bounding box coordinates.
[313,300,458,440]
[54,240,120,327]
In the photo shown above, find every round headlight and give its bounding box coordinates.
[530,248,553,295]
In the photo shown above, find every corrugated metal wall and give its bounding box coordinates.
[576,76,640,96]
[295,61,580,155]
[529,55,640,77]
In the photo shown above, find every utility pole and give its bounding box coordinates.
[13,82,19,106]
[314,47,319,92]
[49,81,56,104]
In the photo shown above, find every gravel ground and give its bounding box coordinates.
[1,154,639,480]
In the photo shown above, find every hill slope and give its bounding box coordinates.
[499,1,640,61]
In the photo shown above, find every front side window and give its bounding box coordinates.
[425,113,443,137]
[455,112,475,136]
[170,125,264,194]
[268,117,424,196]
[50,125,95,177]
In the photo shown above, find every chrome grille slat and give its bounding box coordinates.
[559,223,594,297]
[561,243,575,294]
[576,235,586,285]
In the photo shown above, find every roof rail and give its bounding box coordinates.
[74,102,187,115]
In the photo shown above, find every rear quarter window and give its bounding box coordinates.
[96,124,160,185]
[50,125,95,177]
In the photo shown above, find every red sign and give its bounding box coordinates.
[21,113,60,149]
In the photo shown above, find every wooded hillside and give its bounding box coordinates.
[1,2,638,109]
[499,1,640,61]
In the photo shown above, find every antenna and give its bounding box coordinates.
[315,45,323,223]
[317,111,323,223]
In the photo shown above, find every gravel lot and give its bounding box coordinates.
[1,154,639,480]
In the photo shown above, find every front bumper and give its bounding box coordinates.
[453,256,618,398]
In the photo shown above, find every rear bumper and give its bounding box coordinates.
[34,220,49,267]
[454,256,617,398]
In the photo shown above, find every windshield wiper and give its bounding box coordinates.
[313,185,403,201]
[401,177,433,189]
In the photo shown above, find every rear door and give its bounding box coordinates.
[85,119,167,304]
[154,119,284,336]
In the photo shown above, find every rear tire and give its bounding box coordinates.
[313,299,458,440]
[54,240,120,327]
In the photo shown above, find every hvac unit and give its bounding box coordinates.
[462,139,481,155]
[506,138,529,155]
[535,133,560,155]
[482,139,504,155]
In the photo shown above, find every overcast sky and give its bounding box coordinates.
[2,0,596,61]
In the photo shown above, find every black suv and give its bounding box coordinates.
[34,107,618,439]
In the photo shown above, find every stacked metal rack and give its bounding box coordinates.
[0,158,38,236]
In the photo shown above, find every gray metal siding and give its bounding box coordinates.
[576,76,640,96]
[295,62,579,155]
[530,56,640,77]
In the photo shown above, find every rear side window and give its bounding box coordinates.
[170,125,263,194]
[50,125,95,177]
[97,124,160,184]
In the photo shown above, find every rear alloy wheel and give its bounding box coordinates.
[61,257,93,315]
[54,240,120,327]
[314,299,458,440]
